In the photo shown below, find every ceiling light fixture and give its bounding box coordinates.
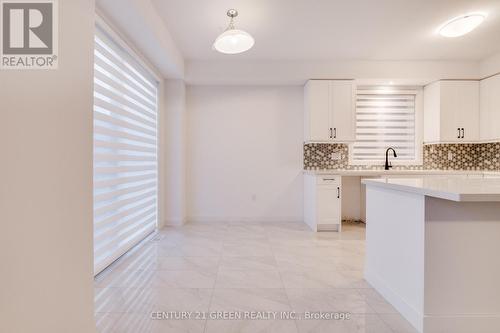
[213,9,255,54]
[438,13,486,37]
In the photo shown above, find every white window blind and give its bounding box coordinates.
[93,24,158,275]
[352,92,416,162]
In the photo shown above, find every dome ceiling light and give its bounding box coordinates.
[438,13,486,37]
[213,9,255,54]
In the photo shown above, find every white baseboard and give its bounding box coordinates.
[186,216,303,224]
[364,269,423,333]
[163,219,186,227]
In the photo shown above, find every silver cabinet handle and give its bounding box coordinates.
[461,128,465,139]
[322,178,336,181]
[334,128,337,139]
[337,186,340,199]
[329,128,333,139]
[458,128,461,139]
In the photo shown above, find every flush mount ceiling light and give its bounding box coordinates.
[213,9,255,54]
[438,13,486,37]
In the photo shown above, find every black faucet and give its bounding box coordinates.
[385,148,397,170]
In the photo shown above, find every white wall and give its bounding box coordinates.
[186,86,304,223]
[480,51,500,78]
[163,80,187,226]
[0,1,95,332]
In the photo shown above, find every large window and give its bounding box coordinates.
[93,21,159,275]
[350,88,422,165]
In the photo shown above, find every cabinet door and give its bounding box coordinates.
[330,81,356,142]
[317,185,341,226]
[423,82,441,143]
[305,80,331,141]
[480,75,500,141]
[456,81,479,141]
[440,82,463,142]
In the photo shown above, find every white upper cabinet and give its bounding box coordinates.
[480,74,500,141]
[305,80,331,141]
[424,80,479,143]
[304,80,355,142]
[330,81,356,142]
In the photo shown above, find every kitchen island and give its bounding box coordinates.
[362,177,500,333]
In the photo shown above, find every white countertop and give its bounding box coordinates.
[303,169,500,177]
[362,177,500,202]
[303,169,482,176]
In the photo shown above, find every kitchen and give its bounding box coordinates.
[2,1,500,333]
[302,76,500,332]
[304,78,500,232]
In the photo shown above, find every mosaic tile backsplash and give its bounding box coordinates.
[304,142,500,171]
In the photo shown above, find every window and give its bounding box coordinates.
[93,20,159,275]
[350,88,422,165]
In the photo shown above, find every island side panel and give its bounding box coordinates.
[424,197,500,333]
[364,186,426,333]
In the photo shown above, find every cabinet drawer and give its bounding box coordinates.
[316,176,340,185]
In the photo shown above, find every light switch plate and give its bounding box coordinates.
[448,152,453,161]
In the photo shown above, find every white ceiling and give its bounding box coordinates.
[151,0,500,62]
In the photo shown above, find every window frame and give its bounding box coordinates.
[349,87,423,166]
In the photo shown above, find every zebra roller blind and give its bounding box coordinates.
[352,92,416,162]
[93,23,158,275]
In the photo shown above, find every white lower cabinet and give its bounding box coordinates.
[304,174,342,232]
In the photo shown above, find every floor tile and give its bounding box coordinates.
[356,289,398,314]
[95,312,121,333]
[210,288,291,312]
[272,244,351,258]
[151,288,212,312]
[222,244,274,257]
[110,247,160,271]
[286,288,375,314]
[111,313,154,333]
[219,256,277,270]
[152,270,217,289]
[279,269,339,289]
[152,319,206,333]
[215,270,284,289]
[331,255,366,271]
[93,222,393,333]
[205,319,298,333]
[158,243,223,257]
[378,313,419,333]
[295,314,393,333]
[95,287,154,314]
[95,269,156,289]
[109,312,206,333]
[331,270,371,289]
[95,288,126,313]
[275,254,337,271]
[157,256,220,273]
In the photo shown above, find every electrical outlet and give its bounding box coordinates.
[448,152,453,161]
[331,152,342,160]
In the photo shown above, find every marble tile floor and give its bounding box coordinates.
[95,222,418,333]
